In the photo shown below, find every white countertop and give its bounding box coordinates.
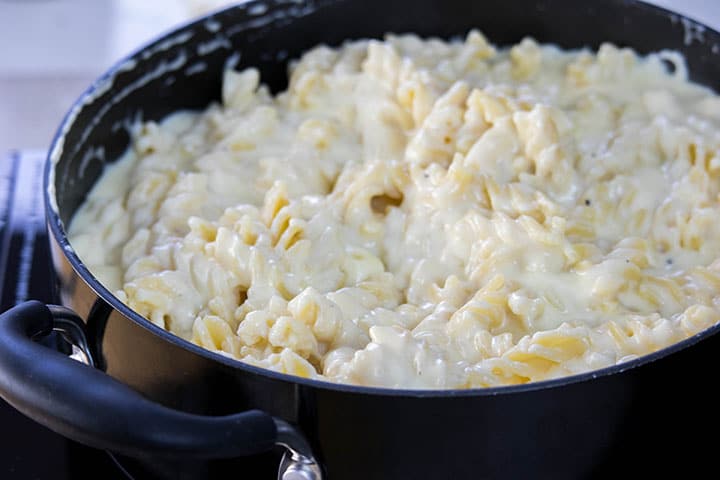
[1,0,719,154]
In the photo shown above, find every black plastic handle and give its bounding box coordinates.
[0,300,277,459]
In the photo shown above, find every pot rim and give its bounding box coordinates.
[43,0,720,399]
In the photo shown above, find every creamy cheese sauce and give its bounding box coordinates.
[69,32,720,388]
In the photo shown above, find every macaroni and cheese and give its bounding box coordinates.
[69,32,720,388]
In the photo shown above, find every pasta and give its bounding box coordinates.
[69,31,720,389]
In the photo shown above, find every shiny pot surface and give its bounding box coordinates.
[2,1,720,478]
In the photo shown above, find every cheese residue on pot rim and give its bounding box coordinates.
[69,32,720,389]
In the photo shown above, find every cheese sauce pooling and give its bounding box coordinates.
[69,33,720,388]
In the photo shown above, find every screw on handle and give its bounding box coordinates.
[0,300,324,478]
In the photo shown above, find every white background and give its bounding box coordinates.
[0,0,718,154]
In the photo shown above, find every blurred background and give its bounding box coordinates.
[0,0,719,155]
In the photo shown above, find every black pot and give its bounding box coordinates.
[2,1,720,478]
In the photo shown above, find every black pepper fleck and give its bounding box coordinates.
[585,199,591,206]
[666,258,673,265]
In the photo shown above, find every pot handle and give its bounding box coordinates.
[0,300,322,478]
